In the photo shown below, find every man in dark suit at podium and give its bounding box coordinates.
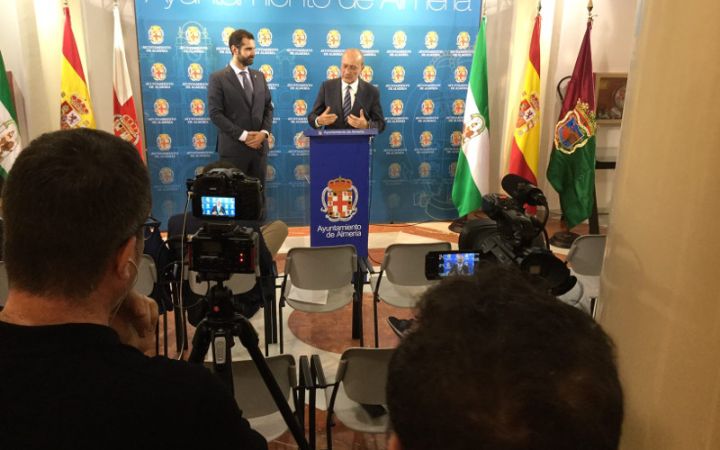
[208,29,273,186]
[308,48,385,133]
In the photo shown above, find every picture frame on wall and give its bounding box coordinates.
[594,72,627,125]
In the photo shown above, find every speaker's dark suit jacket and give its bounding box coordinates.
[208,65,273,184]
[307,78,386,133]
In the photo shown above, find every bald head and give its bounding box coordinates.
[341,48,364,84]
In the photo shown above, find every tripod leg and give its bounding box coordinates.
[188,320,211,364]
[237,321,311,450]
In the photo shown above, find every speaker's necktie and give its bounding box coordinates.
[343,85,352,121]
[240,71,253,104]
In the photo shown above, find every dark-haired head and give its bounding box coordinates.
[2,128,150,298]
[387,263,623,450]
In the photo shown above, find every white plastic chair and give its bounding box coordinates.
[566,234,607,317]
[313,347,394,450]
[134,254,157,296]
[370,242,451,347]
[278,245,360,352]
[206,354,298,442]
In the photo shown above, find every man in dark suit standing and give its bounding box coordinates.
[307,48,385,133]
[208,29,273,186]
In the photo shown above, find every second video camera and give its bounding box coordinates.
[186,167,263,280]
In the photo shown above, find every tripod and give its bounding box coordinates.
[188,281,310,450]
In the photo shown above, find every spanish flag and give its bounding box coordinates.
[60,5,95,130]
[508,12,541,185]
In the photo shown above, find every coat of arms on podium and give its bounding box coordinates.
[321,177,358,222]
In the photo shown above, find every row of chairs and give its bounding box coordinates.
[278,241,452,351]
[0,235,609,346]
[211,347,394,449]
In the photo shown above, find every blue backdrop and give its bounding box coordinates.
[135,0,481,228]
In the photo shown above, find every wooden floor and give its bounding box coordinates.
[156,217,602,450]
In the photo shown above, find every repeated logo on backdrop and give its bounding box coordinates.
[154,99,169,117]
[188,63,203,81]
[258,28,273,47]
[157,133,172,151]
[327,30,341,48]
[392,31,407,49]
[148,25,164,45]
[391,66,405,83]
[293,65,308,83]
[151,63,167,81]
[292,29,307,47]
[361,66,374,83]
[327,65,340,80]
[192,133,207,150]
[136,1,479,227]
[260,64,274,81]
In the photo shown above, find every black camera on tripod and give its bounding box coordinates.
[186,168,263,281]
[426,174,576,296]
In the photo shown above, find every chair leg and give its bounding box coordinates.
[279,298,285,354]
[373,293,379,348]
[357,288,364,347]
[326,413,334,450]
[162,310,168,356]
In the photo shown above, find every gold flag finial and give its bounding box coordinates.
[538,1,542,13]
[482,0,487,18]
[588,0,594,16]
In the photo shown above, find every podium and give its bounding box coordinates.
[304,128,377,342]
[304,128,377,258]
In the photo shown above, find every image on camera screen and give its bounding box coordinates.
[201,196,236,218]
[438,252,478,277]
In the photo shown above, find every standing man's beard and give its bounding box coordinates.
[237,55,254,67]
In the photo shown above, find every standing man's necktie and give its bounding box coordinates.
[240,71,253,104]
[343,85,352,122]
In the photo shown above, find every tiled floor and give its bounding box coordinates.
[158,217,603,450]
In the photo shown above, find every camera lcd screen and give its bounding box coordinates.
[200,196,236,218]
[437,252,480,277]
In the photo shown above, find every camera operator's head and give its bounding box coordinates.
[387,263,623,450]
[2,129,150,301]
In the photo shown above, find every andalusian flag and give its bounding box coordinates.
[60,6,95,129]
[0,51,22,178]
[452,15,490,216]
[113,4,143,159]
[547,19,596,228]
[508,13,541,185]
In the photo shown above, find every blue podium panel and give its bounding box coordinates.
[306,129,377,258]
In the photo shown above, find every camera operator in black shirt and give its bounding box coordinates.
[0,129,266,450]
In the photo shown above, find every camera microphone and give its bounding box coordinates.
[501,174,547,206]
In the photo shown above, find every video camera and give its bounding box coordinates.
[426,174,576,296]
[186,168,263,281]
